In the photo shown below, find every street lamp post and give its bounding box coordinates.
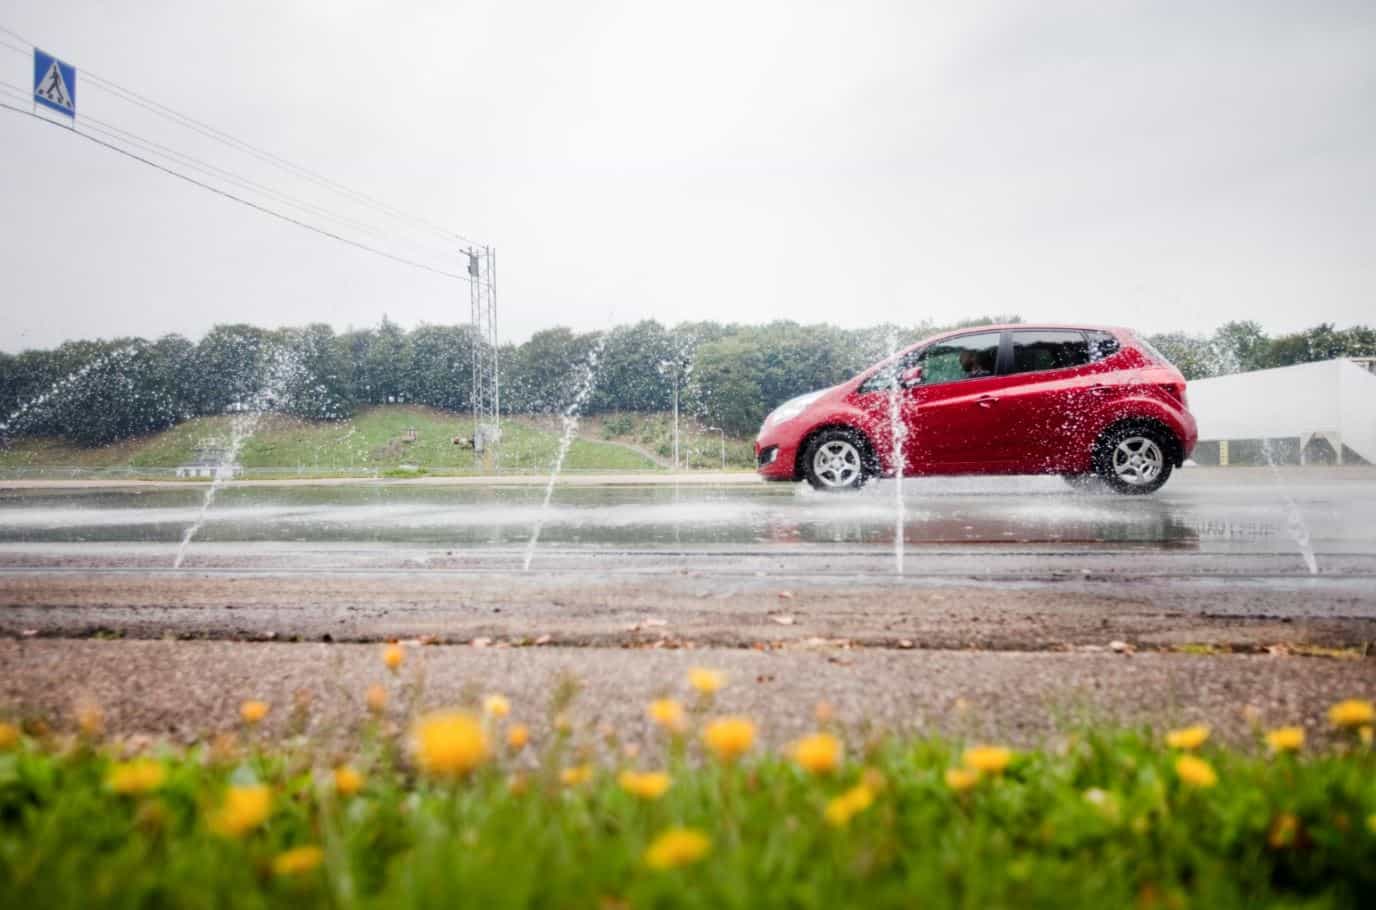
[706,426,725,470]
[657,360,681,471]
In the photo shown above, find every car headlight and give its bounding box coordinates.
[764,390,826,428]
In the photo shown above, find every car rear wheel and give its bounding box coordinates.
[802,429,869,491]
[1093,425,1173,495]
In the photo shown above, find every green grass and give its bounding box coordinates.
[0,406,660,475]
[590,412,757,471]
[1,694,1373,909]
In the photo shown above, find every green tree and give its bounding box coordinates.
[693,337,766,436]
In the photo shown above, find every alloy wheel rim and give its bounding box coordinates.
[813,440,861,487]
[1112,436,1163,486]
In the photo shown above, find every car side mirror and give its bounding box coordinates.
[899,366,924,388]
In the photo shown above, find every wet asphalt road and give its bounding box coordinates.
[0,466,1372,740]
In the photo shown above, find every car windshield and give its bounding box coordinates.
[858,349,923,392]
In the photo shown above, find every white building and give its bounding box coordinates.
[1186,358,1376,465]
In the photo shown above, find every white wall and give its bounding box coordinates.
[1187,359,1376,463]
[1188,360,1341,440]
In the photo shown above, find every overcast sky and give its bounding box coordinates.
[1,0,1373,353]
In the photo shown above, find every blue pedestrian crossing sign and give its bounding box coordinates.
[33,48,76,118]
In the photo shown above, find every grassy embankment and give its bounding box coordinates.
[0,407,758,477]
[0,656,1373,908]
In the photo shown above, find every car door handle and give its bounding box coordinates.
[976,395,997,408]
[1087,384,1111,395]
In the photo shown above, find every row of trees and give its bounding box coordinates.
[2,317,1371,446]
[1147,321,1376,381]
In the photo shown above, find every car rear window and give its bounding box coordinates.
[1009,331,1092,373]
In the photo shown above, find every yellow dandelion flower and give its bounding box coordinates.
[644,827,711,870]
[824,784,875,827]
[240,700,269,726]
[0,722,18,751]
[365,684,388,716]
[1165,725,1210,751]
[1174,755,1217,789]
[688,668,726,696]
[561,764,594,787]
[507,723,529,751]
[1265,727,1304,753]
[411,711,488,778]
[107,759,166,795]
[1267,812,1299,849]
[1328,699,1374,729]
[272,845,324,877]
[1360,725,1374,747]
[702,716,756,763]
[792,732,843,776]
[648,699,686,732]
[334,765,364,797]
[618,770,672,800]
[210,785,272,837]
[76,702,104,738]
[962,746,1013,775]
[944,767,980,792]
[483,694,510,718]
[383,643,405,672]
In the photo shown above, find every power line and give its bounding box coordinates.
[77,112,463,261]
[0,76,465,266]
[0,21,483,248]
[0,98,473,282]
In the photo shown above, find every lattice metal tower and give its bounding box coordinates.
[467,247,499,463]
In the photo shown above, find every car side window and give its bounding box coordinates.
[1085,330,1120,361]
[1009,331,1092,374]
[917,332,1002,385]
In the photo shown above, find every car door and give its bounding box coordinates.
[904,331,1011,472]
[993,330,1106,471]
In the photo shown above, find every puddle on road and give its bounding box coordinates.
[0,475,1366,553]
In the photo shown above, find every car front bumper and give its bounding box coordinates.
[754,434,798,481]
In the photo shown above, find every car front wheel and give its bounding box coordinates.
[1093,424,1174,495]
[801,429,870,491]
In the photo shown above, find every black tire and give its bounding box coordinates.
[1093,423,1174,495]
[801,428,871,492]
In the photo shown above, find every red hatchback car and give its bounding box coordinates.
[755,325,1196,494]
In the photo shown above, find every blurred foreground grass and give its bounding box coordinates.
[0,662,1372,909]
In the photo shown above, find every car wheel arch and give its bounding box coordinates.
[1095,417,1184,467]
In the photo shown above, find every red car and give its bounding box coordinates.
[755,324,1196,494]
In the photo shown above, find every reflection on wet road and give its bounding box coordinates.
[0,469,1372,579]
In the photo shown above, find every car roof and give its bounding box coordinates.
[925,323,1130,343]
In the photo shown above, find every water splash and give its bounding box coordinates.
[523,335,608,571]
[172,348,302,569]
[171,411,260,568]
[1259,438,1318,575]
[886,331,907,575]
